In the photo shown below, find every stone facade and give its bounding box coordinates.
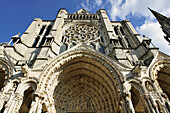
[0,8,169,113]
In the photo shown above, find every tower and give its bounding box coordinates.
[0,8,169,113]
[149,8,170,44]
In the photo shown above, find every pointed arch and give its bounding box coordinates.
[36,45,126,112]
[150,60,170,100]
[118,36,124,47]
[19,87,34,113]
[0,58,13,91]
[129,81,151,113]
[53,59,117,112]
[16,79,38,113]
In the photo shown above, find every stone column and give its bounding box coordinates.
[4,93,23,113]
[0,93,4,111]
[29,94,43,113]
[0,100,5,112]
[29,97,38,113]
[144,93,159,113]
[125,95,135,113]
[120,92,135,113]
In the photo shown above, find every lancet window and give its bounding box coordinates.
[113,25,132,48]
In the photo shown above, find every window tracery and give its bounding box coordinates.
[63,24,100,43]
[60,24,105,53]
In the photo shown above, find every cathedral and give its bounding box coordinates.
[0,8,169,113]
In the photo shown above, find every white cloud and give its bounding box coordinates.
[80,0,170,55]
[81,0,170,19]
[81,0,103,11]
[81,0,92,11]
[137,21,170,55]
[95,0,102,7]
[107,0,170,20]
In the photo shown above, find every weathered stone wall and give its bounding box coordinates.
[0,8,169,113]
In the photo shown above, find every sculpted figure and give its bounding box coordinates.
[145,81,153,91]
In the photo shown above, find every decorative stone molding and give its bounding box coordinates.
[21,64,31,77]
[1,8,170,113]
[131,65,141,77]
[34,43,127,112]
[62,24,102,43]
[150,59,170,99]
[0,58,13,78]
[145,81,154,92]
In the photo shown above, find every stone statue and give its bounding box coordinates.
[145,81,154,91]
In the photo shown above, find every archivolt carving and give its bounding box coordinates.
[53,61,117,113]
[0,58,13,91]
[36,46,125,112]
[16,79,37,95]
[129,80,145,94]
[38,44,125,88]
[150,60,170,79]
[150,60,170,99]
[0,58,13,78]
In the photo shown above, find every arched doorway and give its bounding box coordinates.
[130,86,146,113]
[151,60,170,100]
[157,65,170,99]
[53,57,121,113]
[19,87,35,113]
[37,46,126,113]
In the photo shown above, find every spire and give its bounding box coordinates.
[148,8,170,44]
[148,8,167,22]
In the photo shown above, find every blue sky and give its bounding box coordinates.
[0,0,169,55]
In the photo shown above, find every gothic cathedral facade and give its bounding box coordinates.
[0,9,169,113]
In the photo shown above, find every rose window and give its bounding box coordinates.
[63,24,100,43]
[60,24,105,54]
